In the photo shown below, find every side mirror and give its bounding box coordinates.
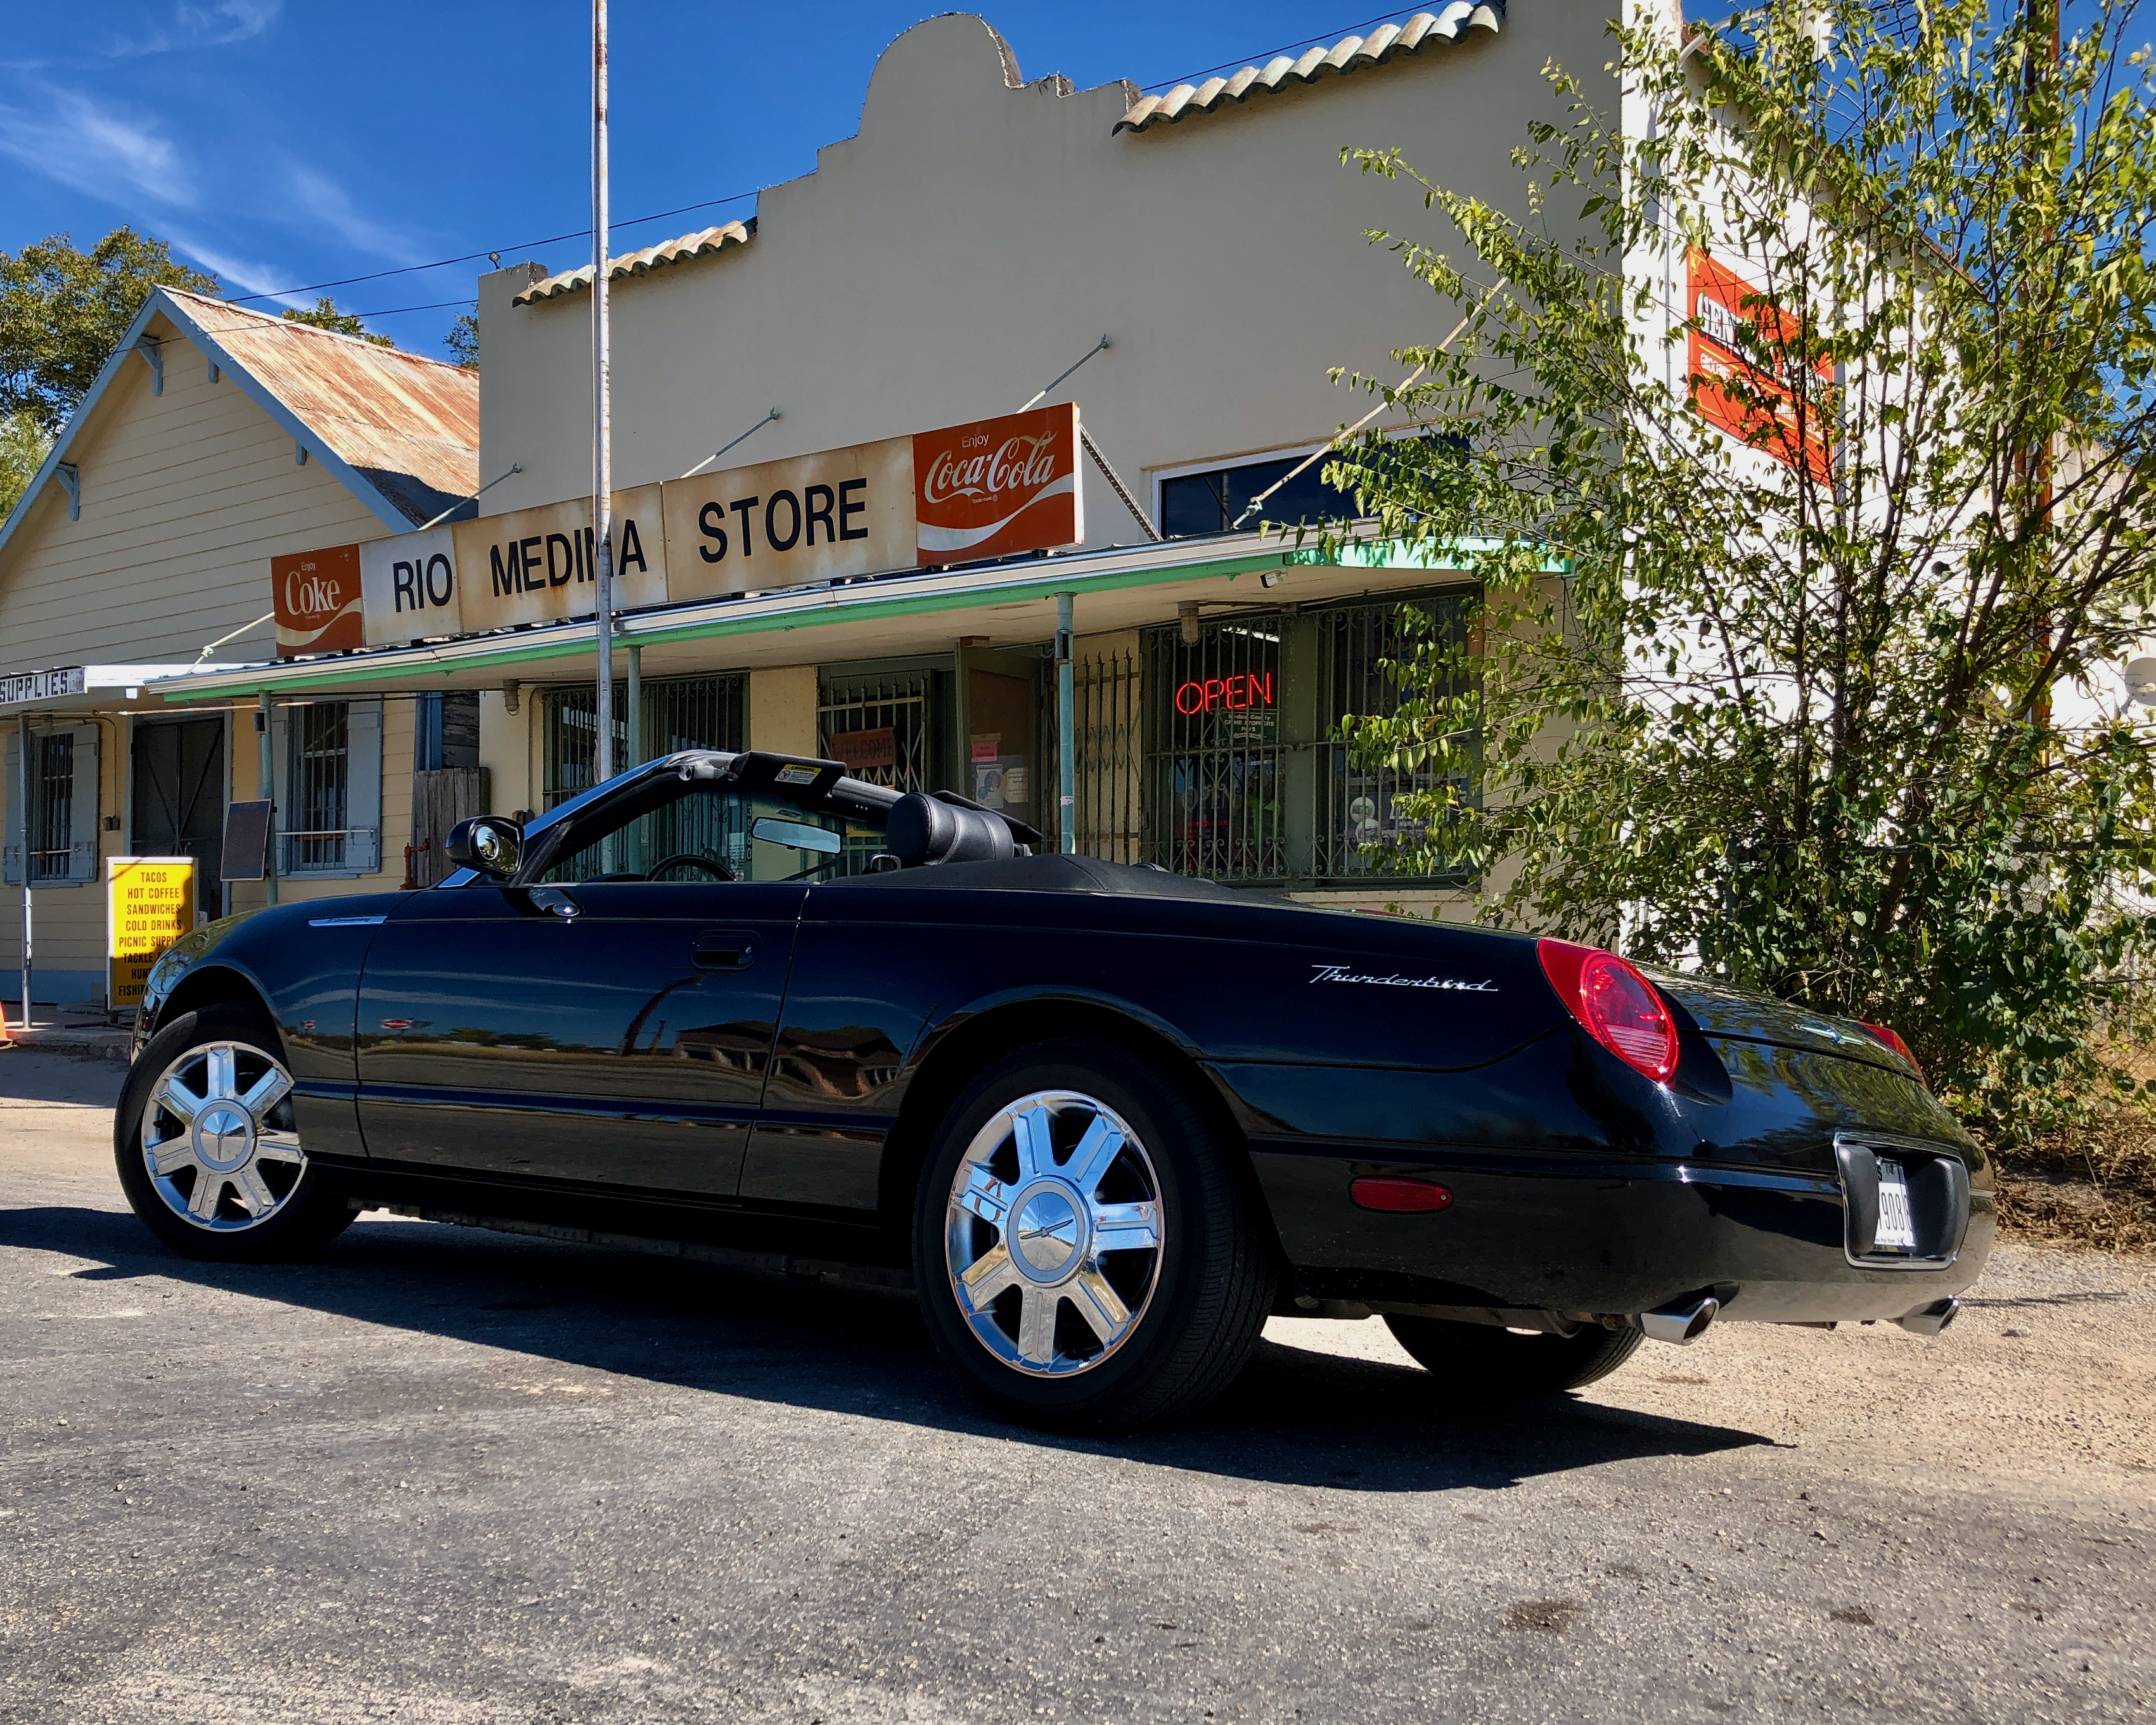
[444,815,523,878]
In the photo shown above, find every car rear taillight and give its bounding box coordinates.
[1537,939,1681,1085]
[1858,1021,1925,1084]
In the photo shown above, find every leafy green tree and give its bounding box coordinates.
[280,296,394,347]
[1325,0,2156,1143]
[0,407,52,520]
[0,229,217,433]
[444,309,478,370]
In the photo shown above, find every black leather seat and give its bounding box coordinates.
[884,793,1017,867]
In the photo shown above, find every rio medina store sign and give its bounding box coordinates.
[273,404,1083,657]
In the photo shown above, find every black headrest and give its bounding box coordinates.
[885,792,1016,868]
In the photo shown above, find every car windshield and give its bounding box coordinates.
[539,782,888,884]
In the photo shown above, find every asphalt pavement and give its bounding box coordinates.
[2,1046,2151,1724]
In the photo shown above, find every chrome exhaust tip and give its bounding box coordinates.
[1896,1296,1960,1337]
[1638,1295,1719,1347]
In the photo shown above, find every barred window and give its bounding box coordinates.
[1316,595,1476,885]
[286,702,349,873]
[3,724,99,887]
[276,698,382,875]
[1133,589,1477,888]
[27,733,75,883]
[1142,615,1287,883]
[541,674,745,809]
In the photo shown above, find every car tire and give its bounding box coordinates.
[913,1037,1276,1432]
[115,1003,358,1262]
[1382,1314,1645,1397]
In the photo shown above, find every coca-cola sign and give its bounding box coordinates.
[913,404,1082,567]
[271,543,363,657]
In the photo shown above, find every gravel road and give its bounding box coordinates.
[2,1046,2151,1723]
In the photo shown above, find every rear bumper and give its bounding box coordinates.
[1250,1143,1992,1326]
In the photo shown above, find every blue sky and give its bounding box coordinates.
[0,1,1620,366]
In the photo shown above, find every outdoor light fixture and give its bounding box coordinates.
[1178,600,1201,645]
[2126,657,2156,708]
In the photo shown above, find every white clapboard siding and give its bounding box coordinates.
[0,311,387,669]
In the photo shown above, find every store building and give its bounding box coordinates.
[0,292,479,1010]
[164,6,1605,894]
[4,4,1620,1011]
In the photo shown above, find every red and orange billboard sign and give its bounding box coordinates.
[271,542,363,657]
[914,403,1082,566]
[1686,249,1834,481]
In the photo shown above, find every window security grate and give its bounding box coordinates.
[27,733,74,882]
[1314,594,1476,885]
[1141,615,1287,883]
[818,671,936,795]
[541,675,746,809]
[1071,648,1141,864]
[287,702,350,873]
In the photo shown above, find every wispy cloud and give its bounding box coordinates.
[109,1,284,58]
[158,228,304,305]
[281,165,420,265]
[0,89,196,208]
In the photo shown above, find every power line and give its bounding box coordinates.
[222,188,759,307]
[221,7,1431,311]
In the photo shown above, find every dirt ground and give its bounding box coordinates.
[4,1044,2153,1723]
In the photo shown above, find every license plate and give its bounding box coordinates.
[1875,1158,1918,1251]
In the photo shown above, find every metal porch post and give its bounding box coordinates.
[259,691,278,906]
[16,712,32,1031]
[1056,593,1076,856]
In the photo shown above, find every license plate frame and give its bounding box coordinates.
[1875,1157,1918,1252]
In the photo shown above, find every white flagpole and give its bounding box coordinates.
[591,0,616,785]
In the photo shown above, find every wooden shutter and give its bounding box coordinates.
[346,698,383,874]
[2,730,19,887]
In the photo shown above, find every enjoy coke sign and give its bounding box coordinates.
[913,403,1082,567]
[271,542,363,657]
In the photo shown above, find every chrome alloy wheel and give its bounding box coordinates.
[943,1089,1165,1376]
[139,1040,306,1231]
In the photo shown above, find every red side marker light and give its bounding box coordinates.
[1351,1176,1454,1213]
[1857,1020,1926,1085]
[1536,939,1682,1086]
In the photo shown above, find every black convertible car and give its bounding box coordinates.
[122,748,1988,1430]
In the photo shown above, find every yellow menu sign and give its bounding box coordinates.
[108,857,195,1009]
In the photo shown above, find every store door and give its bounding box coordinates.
[131,717,225,921]
[958,646,1043,833]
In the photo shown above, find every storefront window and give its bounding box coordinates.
[286,702,350,872]
[1315,596,1475,883]
[541,674,745,809]
[819,668,939,794]
[1143,615,1287,882]
[27,732,76,883]
[1134,589,1475,887]
[1158,454,1358,539]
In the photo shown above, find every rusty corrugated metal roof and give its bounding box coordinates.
[164,288,480,527]
[1115,5,1505,135]
[514,221,756,307]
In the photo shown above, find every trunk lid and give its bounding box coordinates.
[1647,968,1921,1084]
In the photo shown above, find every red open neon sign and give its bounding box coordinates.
[1174,673,1274,716]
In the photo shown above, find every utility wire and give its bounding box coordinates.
[214,8,1432,311]
[222,189,760,307]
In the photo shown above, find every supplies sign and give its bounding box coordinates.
[107,856,195,1009]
